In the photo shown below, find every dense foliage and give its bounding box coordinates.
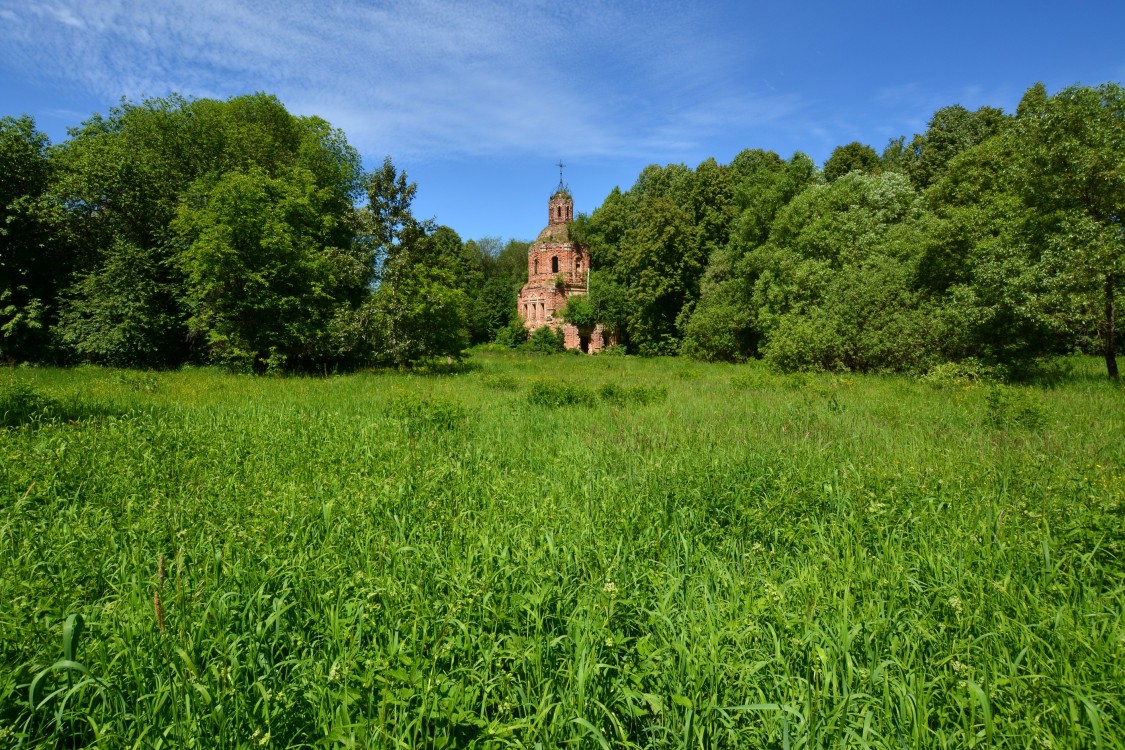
[2,81,1121,375]
[2,95,476,371]
[0,116,55,364]
[574,83,1122,378]
[2,355,1122,746]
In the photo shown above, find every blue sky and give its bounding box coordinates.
[2,0,1123,243]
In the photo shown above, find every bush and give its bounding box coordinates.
[761,310,842,373]
[598,383,667,406]
[494,318,528,349]
[760,257,943,375]
[730,369,775,391]
[921,359,997,388]
[558,296,597,329]
[599,344,627,357]
[984,384,1046,430]
[527,378,596,408]
[681,294,756,363]
[636,338,679,358]
[483,374,520,391]
[388,395,467,436]
[0,381,60,428]
[522,326,565,354]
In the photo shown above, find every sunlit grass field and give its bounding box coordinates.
[1,352,1123,748]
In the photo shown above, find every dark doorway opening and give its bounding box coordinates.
[579,335,590,353]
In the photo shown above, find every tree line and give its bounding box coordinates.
[2,83,1122,377]
[569,82,1123,379]
[1,93,526,372]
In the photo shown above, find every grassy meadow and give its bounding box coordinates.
[1,352,1123,748]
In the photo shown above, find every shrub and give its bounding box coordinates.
[522,326,565,354]
[115,371,160,393]
[730,369,775,391]
[921,359,997,388]
[483,374,520,391]
[388,395,467,436]
[598,383,667,406]
[636,338,679,358]
[761,310,842,373]
[527,378,596,408]
[0,381,60,428]
[558,296,597,329]
[494,318,528,349]
[984,384,1046,430]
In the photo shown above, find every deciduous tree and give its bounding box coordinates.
[172,167,366,371]
[823,142,880,182]
[1016,82,1125,378]
[0,116,55,362]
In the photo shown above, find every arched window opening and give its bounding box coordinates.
[534,258,539,275]
[551,256,559,273]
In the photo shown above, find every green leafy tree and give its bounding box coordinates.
[1015,82,1125,378]
[473,276,518,342]
[880,136,911,174]
[750,171,943,372]
[358,155,417,272]
[0,116,56,362]
[730,151,810,249]
[365,236,471,366]
[461,236,529,343]
[558,294,596,333]
[921,131,1059,367]
[906,104,1008,189]
[573,187,632,275]
[585,272,630,343]
[345,160,469,366]
[51,93,364,367]
[619,196,700,355]
[823,142,880,182]
[682,151,814,361]
[495,239,531,284]
[57,239,184,368]
[691,157,737,259]
[171,167,366,371]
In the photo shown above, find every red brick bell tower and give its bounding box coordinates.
[547,190,573,227]
[515,164,612,353]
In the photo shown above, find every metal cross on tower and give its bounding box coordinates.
[556,160,566,191]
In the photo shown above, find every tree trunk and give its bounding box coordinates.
[1106,275,1119,380]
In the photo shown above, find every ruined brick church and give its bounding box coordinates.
[516,176,611,353]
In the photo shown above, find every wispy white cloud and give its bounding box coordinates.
[0,0,798,161]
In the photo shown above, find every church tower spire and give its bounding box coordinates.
[548,160,572,227]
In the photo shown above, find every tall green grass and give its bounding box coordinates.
[1,354,1122,747]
